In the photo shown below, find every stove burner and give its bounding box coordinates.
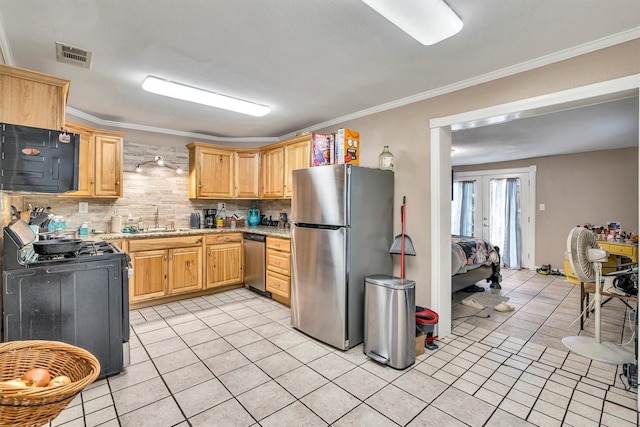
[38,252,79,261]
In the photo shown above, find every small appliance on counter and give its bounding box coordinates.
[203,209,217,228]
[190,211,201,229]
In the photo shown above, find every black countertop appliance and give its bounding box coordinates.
[2,220,131,379]
[0,123,79,193]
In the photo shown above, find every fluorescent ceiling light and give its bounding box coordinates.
[362,0,463,45]
[142,76,270,117]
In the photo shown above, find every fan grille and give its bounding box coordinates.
[567,227,598,283]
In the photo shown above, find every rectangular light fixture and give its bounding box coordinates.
[142,76,271,117]
[361,0,463,46]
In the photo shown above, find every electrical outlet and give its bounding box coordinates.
[79,202,89,213]
[217,202,225,211]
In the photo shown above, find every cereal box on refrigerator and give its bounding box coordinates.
[335,128,359,165]
[312,133,332,166]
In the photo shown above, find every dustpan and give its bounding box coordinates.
[390,197,416,256]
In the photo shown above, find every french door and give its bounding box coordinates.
[452,167,535,270]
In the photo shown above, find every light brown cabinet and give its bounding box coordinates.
[266,236,291,306]
[61,122,124,198]
[128,235,203,305]
[284,137,312,198]
[188,143,235,199]
[260,134,311,199]
[260,146,284,198]
[188,143,260,200]
[205,233,243,289]
[235,150,260,198]
[0,64,69,130]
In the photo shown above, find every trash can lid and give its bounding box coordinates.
[365,274,415,289]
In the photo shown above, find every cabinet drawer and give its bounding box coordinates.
[267,237,290,252]
[599,242,637,260]
[267,250,291,276]
[205,232,243,245]
[266,270,290,298]
[128,235,203,251]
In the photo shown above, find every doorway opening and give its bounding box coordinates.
[430,74,640,340]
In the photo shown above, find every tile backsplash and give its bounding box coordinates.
[8,141,291,233]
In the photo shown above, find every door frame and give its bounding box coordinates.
[454,166,537,270]
[430,74,640,340]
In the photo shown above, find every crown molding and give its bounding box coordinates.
[66,108,279,144]
[283,27,640,138]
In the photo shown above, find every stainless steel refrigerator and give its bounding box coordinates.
[291,164,394,350]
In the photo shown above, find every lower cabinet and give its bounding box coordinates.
[205,233,243,289]
[128,235,203,305]
[266,236,291,306]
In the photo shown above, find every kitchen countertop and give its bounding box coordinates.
[92,225,291,240]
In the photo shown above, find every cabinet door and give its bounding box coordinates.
[205,242,243,288]
[130,249,167,302]
[198,147,234,198]
[235,151,260,198]
[168,246,203,294]
[94,133,123,197]
[284,140,311,198]
[0,71,67,130]
[60,122,94,197]
[260,147,284,198]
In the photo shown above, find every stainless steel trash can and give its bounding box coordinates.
[364,274,416,369]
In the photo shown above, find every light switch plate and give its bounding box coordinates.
[217,202,225,211]
[79,202,89,213]
[539,204,545,211]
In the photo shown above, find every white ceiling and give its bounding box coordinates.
[0,0,639,159]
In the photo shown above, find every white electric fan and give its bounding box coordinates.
[562,227,635,364]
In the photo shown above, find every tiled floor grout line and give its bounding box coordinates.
[48,275,638,426]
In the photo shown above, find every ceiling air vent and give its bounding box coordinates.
[55,42,92,69]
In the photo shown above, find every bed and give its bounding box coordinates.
[451,235,502,293]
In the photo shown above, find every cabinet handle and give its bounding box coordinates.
[164,256,168,260]
[116,181,120,185]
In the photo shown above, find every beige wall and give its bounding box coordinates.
[454,147,639,270]
[315,39,640,306]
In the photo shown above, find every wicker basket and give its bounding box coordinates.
[0,340,101,427]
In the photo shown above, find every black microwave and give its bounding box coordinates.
[0,123,79,193]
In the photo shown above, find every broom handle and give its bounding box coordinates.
[401,202,405,279]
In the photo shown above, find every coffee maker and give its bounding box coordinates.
[203,209,217,228]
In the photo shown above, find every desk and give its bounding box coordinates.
[579,281,637,330]
[564,241,638,285]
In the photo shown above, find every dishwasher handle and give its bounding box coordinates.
[244,233,266,242]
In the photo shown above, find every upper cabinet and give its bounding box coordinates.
[260,134,311,199]
[62,121,124,198]
[0,64,70,130]
[188,135,311,200]
[235,150,260,199]
[188,143,235,199]
[188,142,260,200]
[259,145,284,198]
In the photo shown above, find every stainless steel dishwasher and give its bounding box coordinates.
[244,233,270,297]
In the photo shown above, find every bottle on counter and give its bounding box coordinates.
[216,206,226,229]
[138,217,144,231]
[378,145,394,171]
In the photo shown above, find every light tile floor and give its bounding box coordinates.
[50,269,638,426]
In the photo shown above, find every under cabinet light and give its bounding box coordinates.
[361,0,463,46]
[142,76,271,117]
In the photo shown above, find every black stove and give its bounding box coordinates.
[2,222,131,379]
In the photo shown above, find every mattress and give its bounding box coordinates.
[451,235,500,276]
